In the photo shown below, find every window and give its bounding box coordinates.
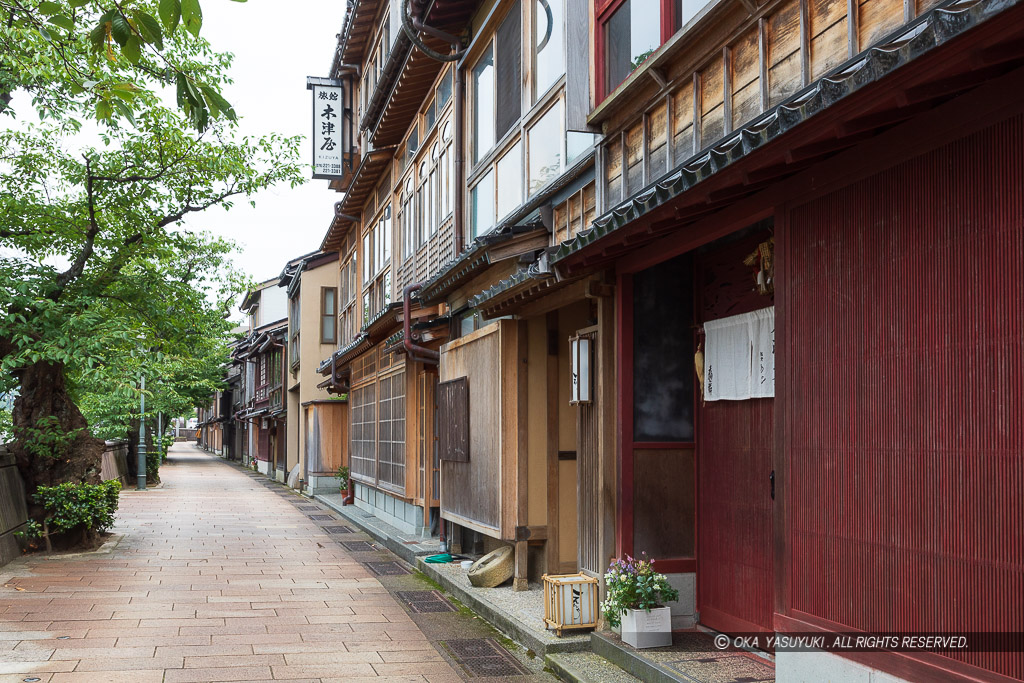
[599,0,713,99]
[401,177,416,259]
[424,97,437,132]
[471,46,495,165]
[471,2,522,167]
[417,160,432,244]
[377,370,406,492]
[363,204,392,323]
[496,141,522,221]
[471,169,495,238]
[440,123,454,219]
[350,383,377,482]
[321,287,337,344]
[361,16,391,110]
[532,0,565,101]
[528,101,563,195]
[407,124,419,167]
[437,69,453,110]
[289,294,300,366]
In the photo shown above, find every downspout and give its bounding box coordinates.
[453,57,464,255]
[403,283,440,365]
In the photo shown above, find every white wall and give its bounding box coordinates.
[258,285,288,326]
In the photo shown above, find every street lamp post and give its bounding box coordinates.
[137,372,147,491]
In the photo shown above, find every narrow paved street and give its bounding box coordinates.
[0,444,546,683]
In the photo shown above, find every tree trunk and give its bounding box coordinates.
[10,360,104,521]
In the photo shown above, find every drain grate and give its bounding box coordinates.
[296,505,321,511]
[309,514,337,521]
[364,561,411,576]
[396,590,456,613]
[442,638,529,677]
[321,525,354,534]
[340,540,376,552]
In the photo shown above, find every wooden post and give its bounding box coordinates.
[514,539,529,591]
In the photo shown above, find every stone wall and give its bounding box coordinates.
[1,440,130,568]
[0,448,28,567]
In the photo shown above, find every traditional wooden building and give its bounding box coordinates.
[232,279,290,478]
[312,0,1024,677]
[277,251,347,493]
[547,0,1023,678]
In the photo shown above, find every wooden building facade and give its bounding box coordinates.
[309,0,1024,677]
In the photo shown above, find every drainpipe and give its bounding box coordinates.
[403,283,440,365]
[453,59,464,256]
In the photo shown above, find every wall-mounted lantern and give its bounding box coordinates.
[569,334,592,405]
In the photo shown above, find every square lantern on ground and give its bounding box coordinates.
[542,572,599,636]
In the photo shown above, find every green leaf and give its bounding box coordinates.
[180,0,202,37]
[95,99,112,120]
[135,12,164,49]
[110,13,132,47]
[48,15,75,31]
[69,0,89,6]
[38,1,61,14]
[88,21,107,50]
[112,100,136,126]
[38,25,52,40]
[122,35,142,64]
[200,85,236,121]
[158,0,181,33]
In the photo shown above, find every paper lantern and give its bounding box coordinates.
[542,572,599,636]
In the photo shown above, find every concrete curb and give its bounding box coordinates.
[313,496,433,564]
[416,558,591,657]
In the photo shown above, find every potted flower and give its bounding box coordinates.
[601,553,679,649]
[334,465,351,504]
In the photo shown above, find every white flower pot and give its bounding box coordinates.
[620,606,672,649]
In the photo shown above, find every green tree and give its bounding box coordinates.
[0,0,303,526]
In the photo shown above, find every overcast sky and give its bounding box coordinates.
[184,0,346,285]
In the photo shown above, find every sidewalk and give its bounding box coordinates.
[0,443,551,682]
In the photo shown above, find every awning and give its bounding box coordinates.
[417,224,550,304]
[336,147,397,212]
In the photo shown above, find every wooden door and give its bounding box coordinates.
[696,227,775,635]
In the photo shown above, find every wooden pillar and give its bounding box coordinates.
[513,540,529,591]
[597,286,617,585]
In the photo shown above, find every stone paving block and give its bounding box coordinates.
[0,445,500,683]
[50,671,164,683]
[163,666,273,682]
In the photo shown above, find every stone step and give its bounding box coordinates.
[545,651,642,683]
[591,631,689,683]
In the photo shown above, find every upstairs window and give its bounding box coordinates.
[604,0,662,95]
[321,287,337,344]
[599,0,714,99]
[470,2,522,166]
[532,0,565,101]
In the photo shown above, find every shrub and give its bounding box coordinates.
[21,480,123,550]
[600,553,680,628]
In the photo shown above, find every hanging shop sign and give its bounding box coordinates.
[306,76,352,180]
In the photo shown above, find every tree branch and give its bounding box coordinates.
[50,157,101,300]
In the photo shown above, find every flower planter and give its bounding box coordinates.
[620,606,672,649]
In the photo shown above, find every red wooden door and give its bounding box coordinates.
[696,229,775,635]
[698,399,774,634]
